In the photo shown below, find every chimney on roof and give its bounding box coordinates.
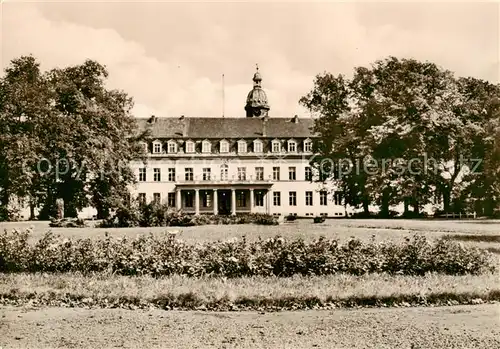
[262,116,268,137]
[181,115,188,137]
[149,115,157,124]
[292,115,299,123]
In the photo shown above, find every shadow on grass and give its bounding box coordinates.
[443,235,500,243]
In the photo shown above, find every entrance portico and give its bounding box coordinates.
[175,184,273,215]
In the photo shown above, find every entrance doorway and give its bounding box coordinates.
[218,190,231,215]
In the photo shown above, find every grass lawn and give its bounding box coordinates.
[2,272,499,310]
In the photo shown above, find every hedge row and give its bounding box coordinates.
[99,203,278,227]
[0,229,495,277]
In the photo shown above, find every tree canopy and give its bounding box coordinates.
[0,55,147,220]
[300,57,500,217]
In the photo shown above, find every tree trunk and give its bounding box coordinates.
[404,198,409,215]
[442,189,451,213]
[362,198,370,215]
[63,199,78,218]
[96,205,110,220]
[0,190,9,221]
[413,201,420,215]
[380,189,390,217]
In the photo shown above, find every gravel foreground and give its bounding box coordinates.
[1,304,499,349]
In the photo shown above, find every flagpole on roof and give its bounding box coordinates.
[222,73,225,118]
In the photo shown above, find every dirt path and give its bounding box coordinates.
[1,304,499,348]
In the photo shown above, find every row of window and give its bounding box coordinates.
[139,166,316,182]
[137,191,344,207]
[147,138,313,154]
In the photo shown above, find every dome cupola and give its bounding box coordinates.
[245,65,270,117]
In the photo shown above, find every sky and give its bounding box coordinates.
[1,1,499,119]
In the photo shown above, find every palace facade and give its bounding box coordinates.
[131,68,347,218]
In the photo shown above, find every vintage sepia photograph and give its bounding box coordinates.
[0,1,499,348]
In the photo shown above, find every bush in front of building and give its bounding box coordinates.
[0,229,495,277]
[99,204,278,228]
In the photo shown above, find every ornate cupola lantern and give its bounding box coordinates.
[245,64,270,117]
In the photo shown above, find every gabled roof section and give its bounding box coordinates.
[135,117,315,139]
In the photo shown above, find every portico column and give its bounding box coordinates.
[249,189,254,213]
[195,189,200,215]
[266,189,272,215]
[176,189,181,210]
[231,189,236,216]
[213,189,218,215]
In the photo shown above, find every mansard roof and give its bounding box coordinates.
[136,117,315,139]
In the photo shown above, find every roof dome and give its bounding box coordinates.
[245,65,270,117]
[246,87,269,108]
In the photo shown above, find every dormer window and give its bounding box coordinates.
[202,140,212,153]
[287,139,297,153]
[153,141,162,154]
[141,142,148,153]
[238,140,247,153]
[271,140,281,153]
[167,140,178,154]
[303,139,312,153]
[220,139,229,153]
[253,139,263,153]
[185,140,195,153]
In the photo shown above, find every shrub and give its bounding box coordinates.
[100,208,277,228]
[49,218,86,228]
[0,229,495,277]
[313,216,325,223]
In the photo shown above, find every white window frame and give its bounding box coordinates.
[153,141,162,154]
[271,140,281,153]
[167,140,178,154]
[303,139,312,153]
[220,139,229,153]
[253,139,263,153]
[220,164,229,181]
[287,139,297,153]
[237,140,247,153]
[202,140,212,153]
[141,142,148,153]
[185,140,195,153]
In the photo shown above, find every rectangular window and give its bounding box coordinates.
[237,191,246,207]
[153,168,161,182]
[168,142,177,153]
[333,191,343,205]
[320,191,328,206]
[289,191,297,206]
[304,141,312,152]
[272,141,281,153]
[255,167,264,181]
[255,191,264,206]
[220,141,229,153]
[305,167,312,181]
[238,141,247,153]
[288,167,296,181]
[168,192,176,207]
[139,168,146,182]
[237,167,246,181]
[153,193,161,204]
[254,141,263,153]
[185,191,194,207]
[203,192,212,207]
[202,141,211,153]
[306,191,313,206]
[168,168,176,182]
[186,142,195,153]
[185,168,193,181]
[138,193,146,205]
[273,167,280,181]
[220,165,228,180]
[202,168,211,181]
[153,143,162,154]
[273,192,281,206]
[288,141,296,152]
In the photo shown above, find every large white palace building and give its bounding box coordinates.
[131,68,347,218]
